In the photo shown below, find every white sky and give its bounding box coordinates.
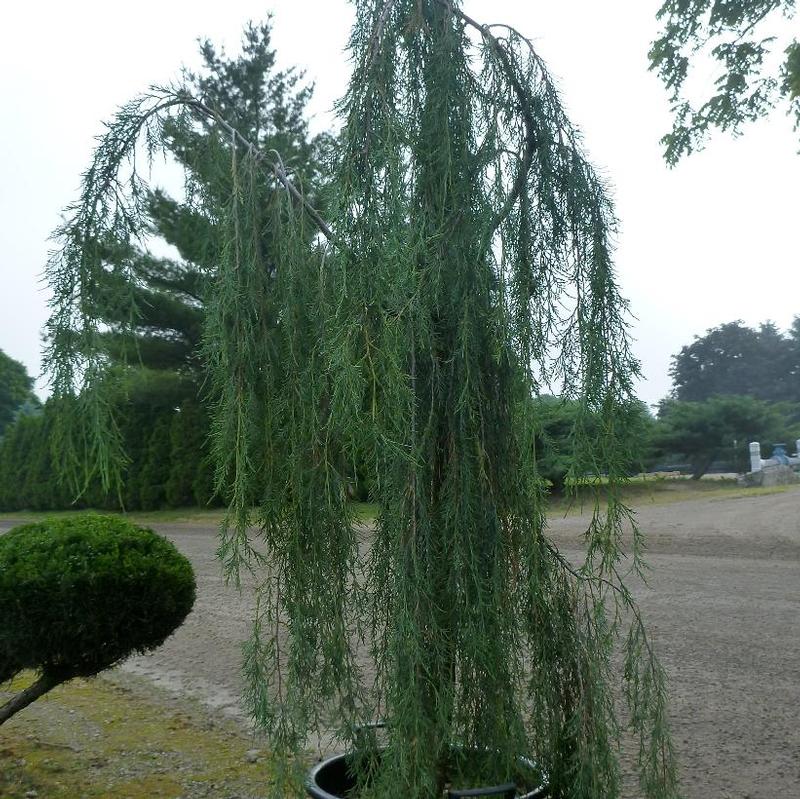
[1,1,798,407]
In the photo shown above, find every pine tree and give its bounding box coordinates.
[166,399,214,507]
[95,20,326,384]
[76,20,328,508]
[45,2,680,797]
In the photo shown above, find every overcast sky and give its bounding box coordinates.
[1,0,798,407]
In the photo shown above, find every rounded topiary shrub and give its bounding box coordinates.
[0,514,195,723]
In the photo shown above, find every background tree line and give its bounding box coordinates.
[2,315,798,510]
[652,319,800,478]
[0,370,216,511]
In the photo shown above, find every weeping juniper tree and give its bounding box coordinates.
[45,2,679,797]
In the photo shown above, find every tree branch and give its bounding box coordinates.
[180,95,338,245]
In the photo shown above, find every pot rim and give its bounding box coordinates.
[305,749,549,799]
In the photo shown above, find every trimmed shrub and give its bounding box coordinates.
[0,514,195,723]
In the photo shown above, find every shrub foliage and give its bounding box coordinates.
[0,514,195,723]
[0,394,217,512]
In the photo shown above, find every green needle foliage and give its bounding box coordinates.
[0,349,39,437]
[45,2,680,797]
[0,515,195,725]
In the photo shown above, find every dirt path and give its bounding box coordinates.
[553,488,800,798]
[2,487,799,797]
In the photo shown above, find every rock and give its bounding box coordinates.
[244,748,261,764]
[740,464,800,487]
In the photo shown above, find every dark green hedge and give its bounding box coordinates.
[0,397,219,512]
[0,515,195,682]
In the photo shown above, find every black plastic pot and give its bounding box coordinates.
[305,749,550,799]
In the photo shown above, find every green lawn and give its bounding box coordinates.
[0,672,275,799]
[2,480,797,528]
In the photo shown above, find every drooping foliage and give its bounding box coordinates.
[74,21,329,506]
[93,19,327,383]
[650,0,799,163]
[45,2,679,797]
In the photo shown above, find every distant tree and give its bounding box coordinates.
[655,395,786,479]
[165,399,215,507]
[532,396,656,489]
[95,20,326,389]
[650,0,799,164]
[0,350,39,437]
[670,319,798,402]
[789,316,800,393]
[109,369,212,510]
[0,373,218,512]
[0,415,49,510]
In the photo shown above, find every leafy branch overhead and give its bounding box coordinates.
[650,0,799,163]
[45,2,680,798]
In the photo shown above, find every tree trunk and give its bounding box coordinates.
[690,452,716,480]
[0,670,66,725]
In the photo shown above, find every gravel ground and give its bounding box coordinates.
[2,486,799,798]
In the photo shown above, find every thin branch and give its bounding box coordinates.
[179,95,338,245]
[545,541,659,668]
[364,0,400,74]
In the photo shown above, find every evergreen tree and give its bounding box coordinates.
[95,20,326,385]
[51,20,328,509]
[166,399,215,507]
[45,2,680,797]
[0,403,92,512]
[0,415,37,509]
[0,366,222,512]
[137,415,173,510]
[0,349,39,437]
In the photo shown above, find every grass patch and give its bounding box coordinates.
[349,502,379,522]
[2,483,796,529]
[0,672,274,799]
[0,507,226,526]
[0,503,382,527]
